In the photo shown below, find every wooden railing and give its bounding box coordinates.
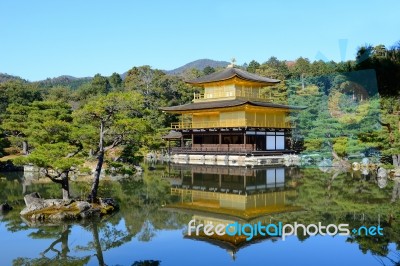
[172,144,255,154]
[171,119,293,129]
[193,90,271,102]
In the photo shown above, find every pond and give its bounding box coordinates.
[0,163,399,266]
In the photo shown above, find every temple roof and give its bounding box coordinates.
[186,67,280,86]
[162,130,183,139]
[160,99,306,113]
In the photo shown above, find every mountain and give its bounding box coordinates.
[0,73,91,89]
[165,59,230,75]
[0,73,27,83]
[120,59,230,79]
[35,75,92,89]
[1,59,230,85]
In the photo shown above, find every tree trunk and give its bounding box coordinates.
[89,150,104,202]
[61,172,70,200]
[89,121,105,202]
[392,154,400,167]
[332,151,350,169]
[91,222,105,266]
[61,224,70,260]
[41,224,71,258]
[378,119,399,167]
[22,140,28,155]
[391,180,400,203]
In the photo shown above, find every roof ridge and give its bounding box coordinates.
[186,67,280,85]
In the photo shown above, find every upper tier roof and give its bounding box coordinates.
[160,99,306,113]
[186,67,280,86]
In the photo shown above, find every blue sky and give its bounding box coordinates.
[1,0,399,81]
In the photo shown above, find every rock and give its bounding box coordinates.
[100,198,118,209]
[20,193,64,216]
[377,167,388,188]
[377,167,388,178]
[75,201,91,212]
[361,157,369,165]
[24,192,41,205]
[99,197,119,215]
[361,168,369,176]
[80,208,101,219]
[134,165,143,173]
[352,162,361,171]
[20,192,118,222]
[0,202,13,212]
[394,168,400,177]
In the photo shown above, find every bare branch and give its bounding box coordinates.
[104,135,123,151]
[44,169,63,184]
[378,119,394,144]
[66,141,83,158]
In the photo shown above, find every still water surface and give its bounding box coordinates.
[0,163,399,266]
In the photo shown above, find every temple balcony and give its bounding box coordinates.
[193,89,271,102]
[170,119,294,130]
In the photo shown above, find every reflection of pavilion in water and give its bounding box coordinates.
[165,164,302,259]
[167,164,301,219]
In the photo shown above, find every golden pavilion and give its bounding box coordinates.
[164,164,302,260]
[161,65,305,159]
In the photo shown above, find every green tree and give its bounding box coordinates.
[12,101,83,199]
[2,104,32,154]
[180,68,202,81]
[124,66,160,94]
[355,43,400,96]
[291,57,311,78]
[91,73,111,94]
[366,97,400,166]
[0,80,42,115]
[109,72,122,89]
[16,143,83,199]
[74,92,149,201]
[202,66,215,75]
[44,86,74,102]
[247,60,260,73]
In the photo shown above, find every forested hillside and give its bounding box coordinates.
[1,41,400,169]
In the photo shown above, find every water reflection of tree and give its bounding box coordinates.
[6,164,399,264]
[13,224,91,266]
[2,168,189,265]
[392,179,400,203]
[11,217,136,266]
[116,173,191,241]
[275,167,400,264]
[132,260,161,266]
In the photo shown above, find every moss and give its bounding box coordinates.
[100,205,115,215]
[25,202,81,218]
[22,199,118,223]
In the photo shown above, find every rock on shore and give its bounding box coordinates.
[20,192,118,222]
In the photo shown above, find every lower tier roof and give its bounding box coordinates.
[160,99,306,113]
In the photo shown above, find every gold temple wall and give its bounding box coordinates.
[195,83,269,102]
[192,113,219,124]
[172,109,291,129]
